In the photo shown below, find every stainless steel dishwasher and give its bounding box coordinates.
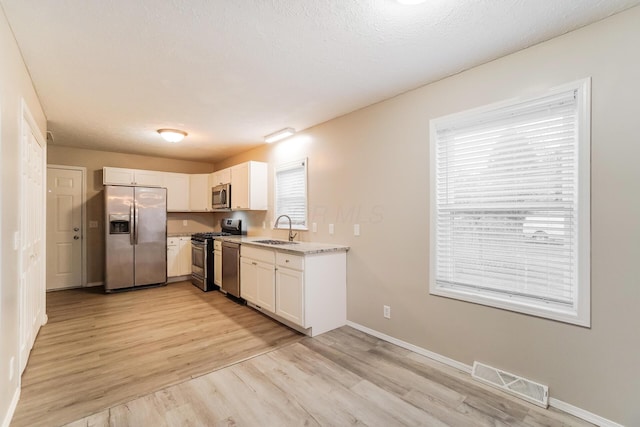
[221,241,241,298]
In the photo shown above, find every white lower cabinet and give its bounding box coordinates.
[167,238,180,277]
[275,267,304,326]
[241,246,276,312]
[240,244,346,336]
[167,237,192,278]
[213,240,222,286]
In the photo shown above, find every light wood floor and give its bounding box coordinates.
[11,281,302,427]
[63,327,593,427]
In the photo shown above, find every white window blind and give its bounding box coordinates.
[275,159,308,230]
[430,79,590,326]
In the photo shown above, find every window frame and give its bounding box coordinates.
[274,158,308,231]
[429,79,591,327]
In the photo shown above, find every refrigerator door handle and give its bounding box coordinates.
[134,199,140,245]
[130,202,135,245]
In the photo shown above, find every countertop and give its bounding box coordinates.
[214,235,349,255]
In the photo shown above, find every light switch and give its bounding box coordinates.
[183,220,188,226]
[354,224,360,236]
[329,224,334,235]
[13,231,19,250]
[89,220,98,228]
[312,223,317,233]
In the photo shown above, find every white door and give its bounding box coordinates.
[46,167,83,290]
[20,106,47,373]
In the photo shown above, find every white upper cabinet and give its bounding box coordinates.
[230,161,267,210]
[189,174,210,211]
[135,169,165,186]
[211,168,231,186]
[165,172,190,212]
[103,167,164,187]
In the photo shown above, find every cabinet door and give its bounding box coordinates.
[167,239,180,277]
[103,167,134,185]
[213,250,222,286]
[247,161,268,210]
[179,237,192,276]
[276,267,304,326]
[212,168,231,186]
[230,163,249,210]
[134,170,164,187]
[165,173,190,211]
[189,174,209,211]
[256,261,276,312]
[240,257,258,304]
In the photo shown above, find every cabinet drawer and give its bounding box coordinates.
[276,252,304,270]
[241,245,275,263]
[167,237,179,246]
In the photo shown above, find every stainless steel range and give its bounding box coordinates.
[190,218,242,291]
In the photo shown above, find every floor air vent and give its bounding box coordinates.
[472,361,549,408]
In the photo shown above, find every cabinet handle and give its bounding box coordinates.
[285,259,290,263]
[252,262,257,265]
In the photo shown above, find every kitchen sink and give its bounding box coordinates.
[254,239,298,245]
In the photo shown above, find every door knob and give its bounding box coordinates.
[74,235,80,240]
[74,227,80,232]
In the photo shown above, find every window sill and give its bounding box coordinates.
[429,284,590,328]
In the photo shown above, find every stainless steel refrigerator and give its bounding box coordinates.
[105,185,167,292]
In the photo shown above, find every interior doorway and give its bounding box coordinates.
[46,165,86,290]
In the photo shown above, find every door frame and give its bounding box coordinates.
[47,164,87,288]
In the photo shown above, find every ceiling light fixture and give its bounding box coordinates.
[264,127,296,143]
[157,128,187,143]
[396,0,427,4]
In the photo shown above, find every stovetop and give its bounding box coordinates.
[191,231,231,241]
[191,219,243,242]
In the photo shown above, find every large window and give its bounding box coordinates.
[430,79,590,326]
[274,158,308,230]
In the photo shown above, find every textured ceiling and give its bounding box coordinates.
[2,0,639,162]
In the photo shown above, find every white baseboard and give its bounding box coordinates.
[1,386,20,427]
[346,321,472,374]
[548,398,623,427]
[346,321,622,427]
[85,281,103,288]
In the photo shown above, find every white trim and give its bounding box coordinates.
[549,398,624,427]
[346,321,472,374]
[1,382,20,427]
[47,165,88,287]
[346,320,621,427]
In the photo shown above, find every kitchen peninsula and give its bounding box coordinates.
[217,236,349,337]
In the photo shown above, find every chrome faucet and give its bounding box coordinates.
[274,214,297,242]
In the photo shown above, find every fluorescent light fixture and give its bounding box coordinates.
[157,129,187,143]
[396,0,427,4]
[264,127,295,143]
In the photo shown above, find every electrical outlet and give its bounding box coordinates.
[354,224,360,236]
[312,223,317,233]
[383,305,391,319]
[89,220,98,228]
[182,220,188,227]
[329,224,334,235]
[13,231,19,251]
[9,357,14,381]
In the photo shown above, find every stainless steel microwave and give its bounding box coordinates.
[212,184,231,210]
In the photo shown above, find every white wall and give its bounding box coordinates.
[0,6,47,426]
[216,7,640,425]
